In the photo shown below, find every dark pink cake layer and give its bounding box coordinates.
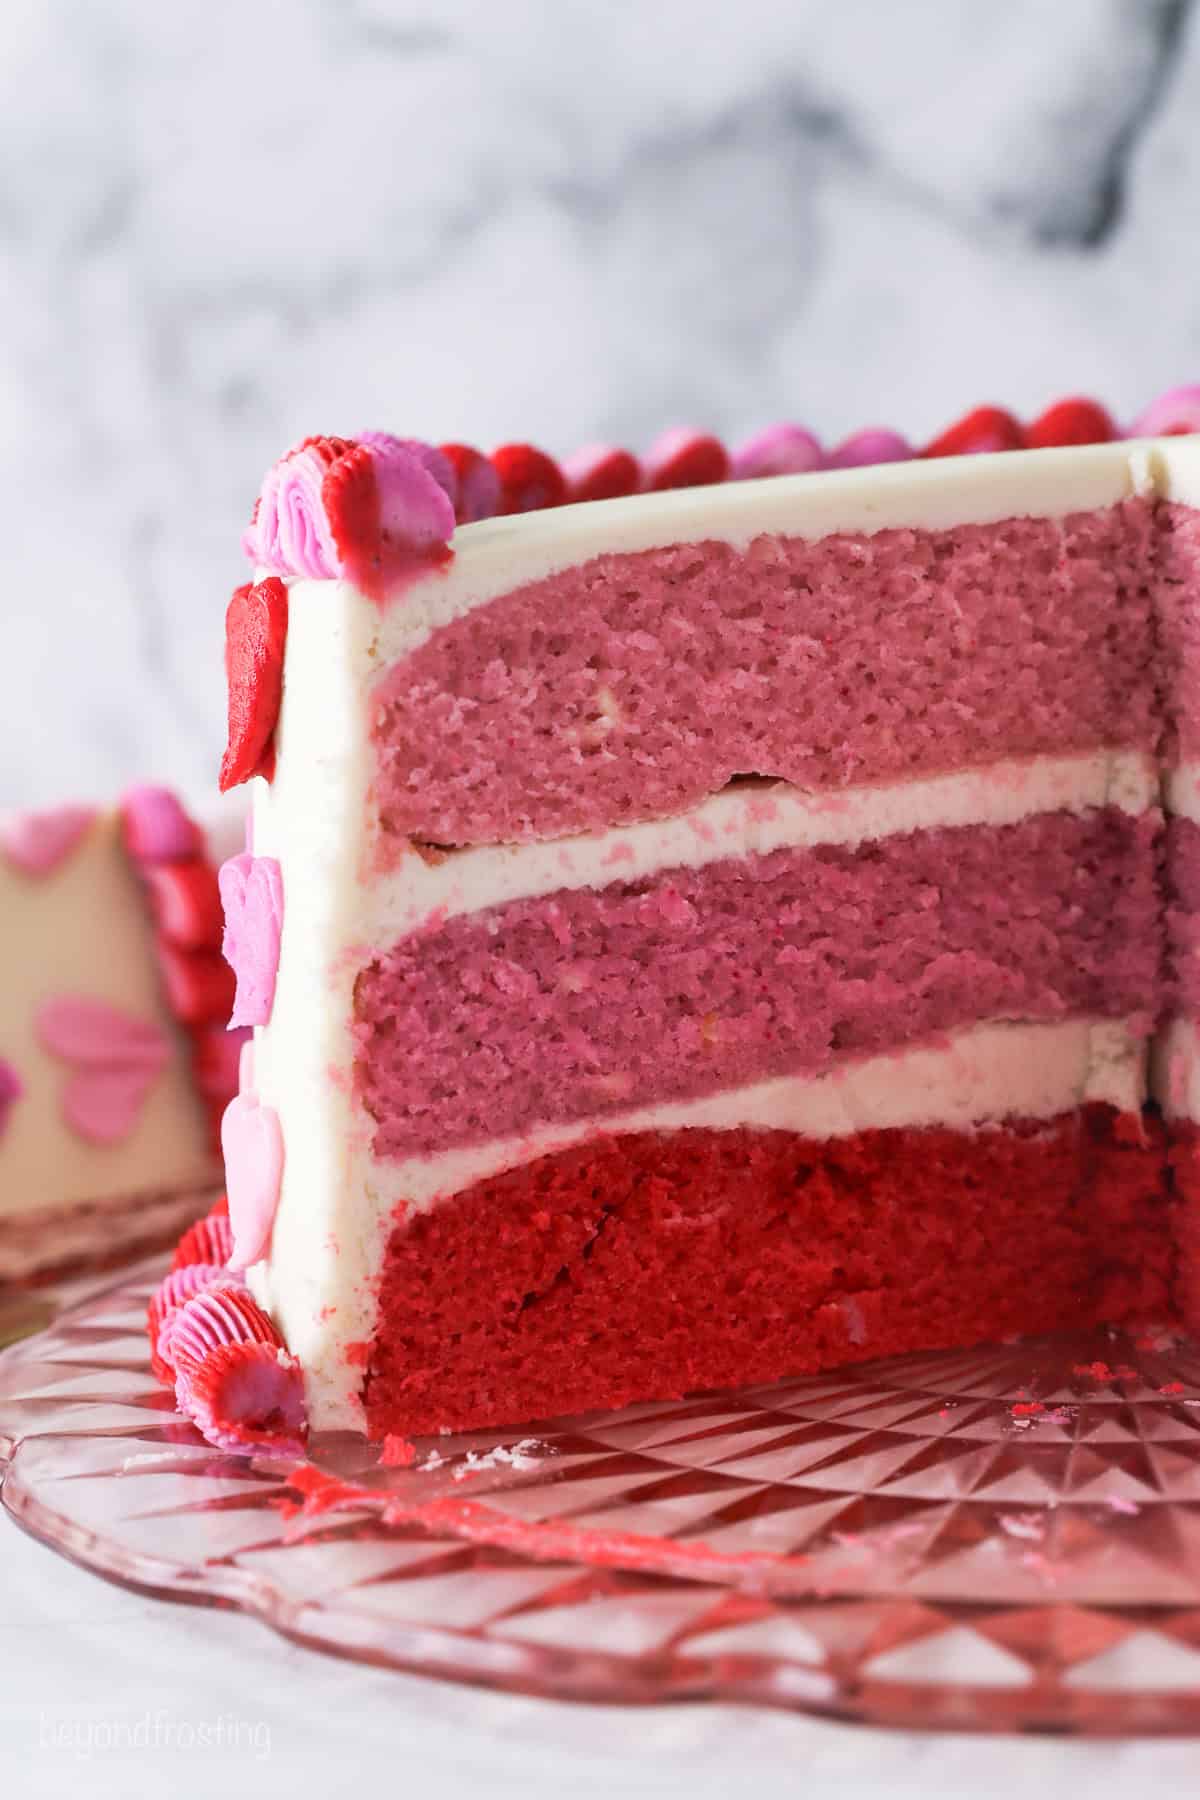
[1158,504,1200,764]
[1167,815,1200,1012]
[354,808,1161,1160]
[371,504,1160,846]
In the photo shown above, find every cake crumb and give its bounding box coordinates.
[379,1435,417,1468]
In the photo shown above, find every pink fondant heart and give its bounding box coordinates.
[0,805,97,877]
[221,1092,284,1268]
[64,1065,165,1147]
[37,996,169,1067]
[36,996,170,1146]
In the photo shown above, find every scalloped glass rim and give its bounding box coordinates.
[2,1258,1200,1732]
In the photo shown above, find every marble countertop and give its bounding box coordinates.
[5,1,1200,1786]
[4,0,1200,814]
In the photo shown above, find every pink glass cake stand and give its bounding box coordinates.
[3,1259,1200,1732]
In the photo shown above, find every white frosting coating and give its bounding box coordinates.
[1165,761,1200,826]
[249,1015,1147,1431]
[248,437,1199,1433]
[0,811,217,1217]
[1152,1016,1200,1123]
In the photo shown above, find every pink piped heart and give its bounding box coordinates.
[219,854,284,1028]
[36,996,169,1147]
[1,805,97,877]
[221,1092,284,1268]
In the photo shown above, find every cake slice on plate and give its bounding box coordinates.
[0,788,243,1281]
[153,389,1200,1451]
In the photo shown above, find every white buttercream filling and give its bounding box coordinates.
[366,749,1157,939]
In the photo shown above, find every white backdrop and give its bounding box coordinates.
[3,0,1199,808]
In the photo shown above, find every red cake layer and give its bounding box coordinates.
[1169,1122,1200,1325]
[355,807,1161,1159]
[362,1110,1174,1438]
[371,504,1159,846]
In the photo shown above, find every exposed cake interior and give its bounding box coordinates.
[216,437,1200,1442]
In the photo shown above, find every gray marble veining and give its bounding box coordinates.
[3,0,1199,808]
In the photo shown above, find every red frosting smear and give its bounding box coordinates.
[220,578,289,793]
[279,1463,813,1590]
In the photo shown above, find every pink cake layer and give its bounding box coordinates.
[355,807,1161,1160]
[1159,503,1200,764]
[1167,815,1200,1012]
[372,504,1159,846]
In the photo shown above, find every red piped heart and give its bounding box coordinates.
[491,445,567,515]
[642,429,731,492]
[921,406,1025,458]
[219,578,289,793]
[1025,397,1116,448]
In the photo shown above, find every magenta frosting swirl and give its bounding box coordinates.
[243,434,457,582]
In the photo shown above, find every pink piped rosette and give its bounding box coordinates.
[147,1196,306,1457]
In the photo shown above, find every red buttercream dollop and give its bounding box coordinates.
[922,406,1026,458]
[171,1205,236,1274]
[642,428,731,491]
[491,444,567,514]
[1026,397,1116,448]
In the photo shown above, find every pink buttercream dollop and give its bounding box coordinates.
[1127,384,1200,438]
[731,423,825,480]
[219,853,284,1028]
[243,433,456,595]
[828,429,914,468]
[0,805,97,877]
[150,1261,237,1379]
[36,996,170,1146]
[221,1091,285,1267]
[120,786,202,863]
